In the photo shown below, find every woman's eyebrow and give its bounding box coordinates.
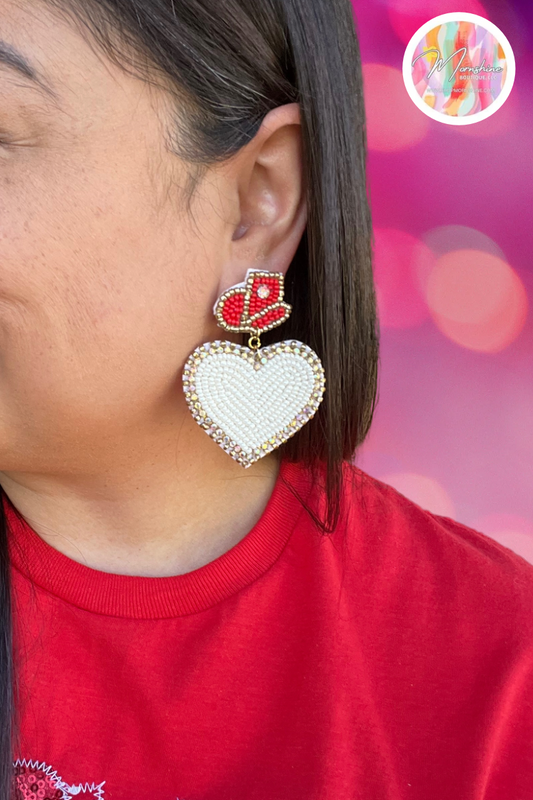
[0,39,61,103]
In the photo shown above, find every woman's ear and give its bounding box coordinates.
[218,103,307,298]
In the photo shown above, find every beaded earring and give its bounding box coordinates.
[182,268,326,468]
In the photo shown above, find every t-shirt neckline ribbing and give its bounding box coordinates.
[4,458,315,620]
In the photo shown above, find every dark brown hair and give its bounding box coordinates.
[0,0,379,792]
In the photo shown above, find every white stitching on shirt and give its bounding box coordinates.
[13,758,106,799]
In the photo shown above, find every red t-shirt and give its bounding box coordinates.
[5,458,533,800]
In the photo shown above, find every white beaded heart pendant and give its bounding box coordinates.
[182,269,326,468]
[182,339,325,467]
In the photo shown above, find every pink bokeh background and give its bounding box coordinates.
[351,0,533,563]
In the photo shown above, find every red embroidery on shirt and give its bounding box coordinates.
[12,759,105,799]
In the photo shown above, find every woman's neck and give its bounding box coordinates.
[0,431,281,578]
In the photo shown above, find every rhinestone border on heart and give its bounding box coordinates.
[182,338,326,468]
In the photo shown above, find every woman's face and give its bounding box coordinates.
[0,1,305,478]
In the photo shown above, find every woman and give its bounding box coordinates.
[0,0,531,798]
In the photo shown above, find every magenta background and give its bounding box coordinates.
[350,0,533,563]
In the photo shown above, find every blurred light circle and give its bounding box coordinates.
[425,249,528,352]
[422,226,505,262]
[380,471,456,517]
[388,0,487,45]
[471,514,533,565]
[486,532,533,565]
[373,228,435,328]
[362,63,429,151]
[474,513,533,537]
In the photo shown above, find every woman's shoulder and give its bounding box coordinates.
[338,460,533,621]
